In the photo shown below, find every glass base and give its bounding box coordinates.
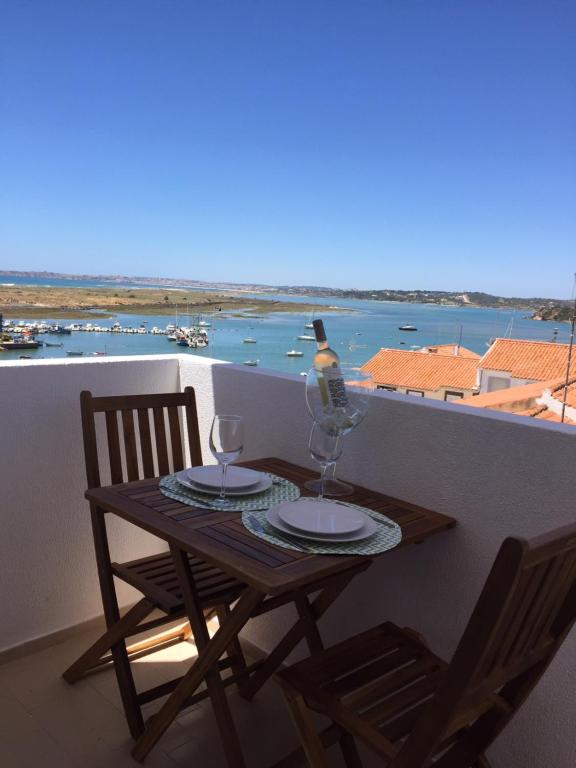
[303,478,354,497]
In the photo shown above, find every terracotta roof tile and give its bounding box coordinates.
[480,339,576,381]
[362,348,479,391]
[459,378,562,409]
[420,344,480,359]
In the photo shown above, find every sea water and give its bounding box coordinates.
[0,275,568,372]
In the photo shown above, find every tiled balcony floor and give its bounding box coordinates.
[0,623,349,768]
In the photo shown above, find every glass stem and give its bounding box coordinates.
[319,462,331,500]
[220,462,228,500]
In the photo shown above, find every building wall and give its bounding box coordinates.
[377,383,476,400]
[478,368,535,393]
[1,355,576,767]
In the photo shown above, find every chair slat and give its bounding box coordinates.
[167,406,184,471]
[121,409,139,482]
[105,411,124,484]
[137,409,155,478]
[153,407,170,475]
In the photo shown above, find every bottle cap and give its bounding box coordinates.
[312,319,326,342]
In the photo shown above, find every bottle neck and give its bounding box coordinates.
[316,340,329,352]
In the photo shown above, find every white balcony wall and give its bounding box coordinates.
[1,354,575,767]
[0,356,180,652]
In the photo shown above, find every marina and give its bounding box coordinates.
[0,278,571,374]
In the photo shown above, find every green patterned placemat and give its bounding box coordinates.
[159,472,301,512]
[242,503,402,556]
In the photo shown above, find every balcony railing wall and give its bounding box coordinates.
[2,354,575,767]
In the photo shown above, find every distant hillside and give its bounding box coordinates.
[531,305,574,322]
[1,270,572,314]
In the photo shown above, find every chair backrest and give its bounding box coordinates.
[395,523,576,768]
[80,387,203,489]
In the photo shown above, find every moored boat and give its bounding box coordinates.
[399,325,418,331]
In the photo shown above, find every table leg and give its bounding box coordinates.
[240,563,370,701]
[171,546,247,768]
[132,577,264,763]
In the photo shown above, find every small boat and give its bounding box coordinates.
[286,350,304,357]
[19,355,32,360]
[399,325,418,331]
[297,335,316,341]
[243,360,259,366]
[66,350,84,357]
[0,339,40,350]
[304,323,314,330]
[243,338,257,344]
[198,320,211,328]
[45,342,63,347]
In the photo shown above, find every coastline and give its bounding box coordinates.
[0,285,350,320]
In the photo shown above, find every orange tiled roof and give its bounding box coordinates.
[419,344,480,359]
[480,339,576,381]
[459,376,576,425]
[362,348,479,391]
[459,378,562,409]
[550,378,576,408]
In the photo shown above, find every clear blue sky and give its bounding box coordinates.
[1,0,574,297]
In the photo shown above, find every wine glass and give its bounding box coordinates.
[305,364,374,495]
[209,415,244,502]
[308,422,343,500]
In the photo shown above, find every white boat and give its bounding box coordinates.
[286,350,304,357]
[198,320,211,328]
[297,335,315,341]
[243,338,257,343]
[304,323,314,329]
[399,325,418,331]
[243,360,258,366]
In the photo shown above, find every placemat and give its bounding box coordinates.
[159,472,301,512]
[242,503,402,556]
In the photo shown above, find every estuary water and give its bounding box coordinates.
[0,274,567,373]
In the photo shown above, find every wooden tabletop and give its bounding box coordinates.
[86,457,456,596]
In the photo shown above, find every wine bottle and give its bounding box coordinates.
[312,319,348,409]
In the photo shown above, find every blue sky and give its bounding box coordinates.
[1,0,575,297]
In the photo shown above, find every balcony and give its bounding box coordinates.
[1,354,575,767]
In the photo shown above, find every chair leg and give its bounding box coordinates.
[62,598,156,684]
[339,733,363,768]
[280,682,332,768]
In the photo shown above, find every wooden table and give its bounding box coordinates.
[86,457,456,766]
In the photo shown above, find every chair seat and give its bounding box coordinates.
[112,551,246,614]
[280,622,448,756]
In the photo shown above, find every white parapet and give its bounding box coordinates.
[1,354,575,767]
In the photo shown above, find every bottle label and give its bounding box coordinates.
[323,367,348,408]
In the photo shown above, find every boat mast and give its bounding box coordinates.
[560,274,576,424]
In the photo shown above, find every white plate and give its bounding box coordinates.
[277,499,367,535]
[266,505,378,542]
[175,470,272,497]
[186,466,262,491]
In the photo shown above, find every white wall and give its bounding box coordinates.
[2,355,576,767]
[0,356,180,651]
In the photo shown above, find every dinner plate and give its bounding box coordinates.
[175,469,272,497]
[185,465,263,491]
[277,498,367,535]
[266,505,378,543]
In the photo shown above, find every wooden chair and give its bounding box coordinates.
[62,388,247,738]
[277,523,576,767]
